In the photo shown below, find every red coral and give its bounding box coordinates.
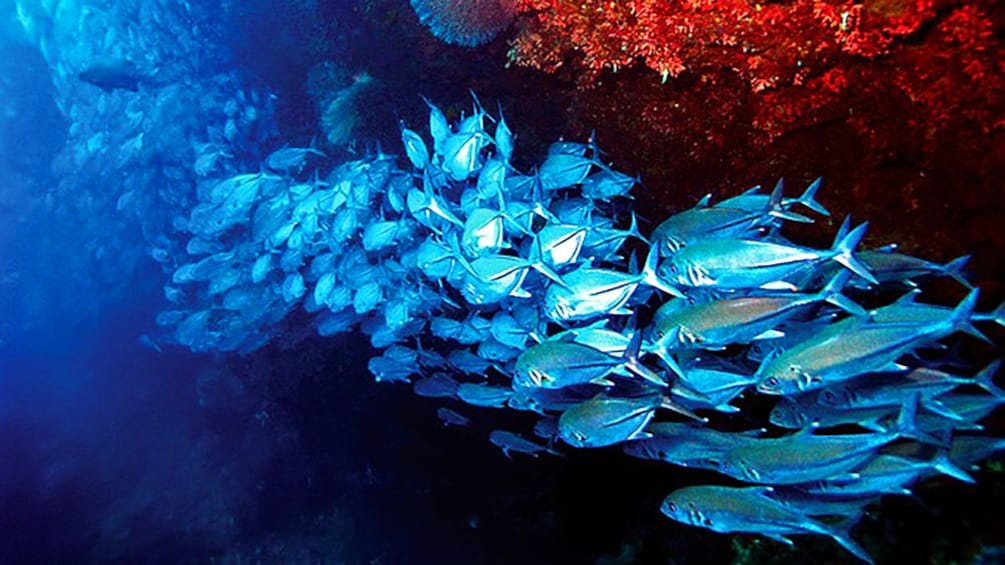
[505,0,1002,270]
[509,3,998,167]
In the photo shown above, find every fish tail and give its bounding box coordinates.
[973,359,1004,398]
[895,393,943,446]
[974,300,1005,328]
[623,326,671,384]
[930,449,976,484]
[831,219,877,285]
[767,178,812,223]
[641,245,684,297]
[820,270,865,316]
[445,235,476,277]
[826,522,874,565]
[626,212,649,245]
[949,288,990,343]
[530,260,567,287]
[942,254,973,287]
[797,177,830,216]
[660,395,708,422]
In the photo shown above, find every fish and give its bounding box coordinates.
[717,178,829,217]
[797,452,973,498]
[647,270,861,352]
[816,361,1002,414]
[857,247,972,288]
[413,372,458,398]
[437,407,471,427]
[266,144,325,174]
[623,422,763,469]
[368,354,416,383]
[489,430,561,458]
[558,395,662,448]
[658,217,875,291]
[513,339,656,390]
[152,90,1002,563]
[756,289,980,396]
[78,60,143,92]
[718,401,921,485]
[769,394,898,432]
[400,124,429,169]
[457,383,513,408]
[543,247,682,323]
[651,179,810,254]
[660,485,874,563]
[538,152,598,190]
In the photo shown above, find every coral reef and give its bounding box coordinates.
[506,0,1003,275]
[410,0,517,46]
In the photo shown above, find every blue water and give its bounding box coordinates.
[1,1,1003,564]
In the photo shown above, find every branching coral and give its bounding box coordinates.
[508,0,1001,147]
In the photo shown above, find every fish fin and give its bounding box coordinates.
[641,245,684,297]
[942,255,973,288]
[695,193,713,207]
[796,177,829,216]
[821,271,865,316]
[768,178,784,205]
[660,395,708,422]
[974,360,1004,397]
[759,280,798,291]
[857,418,886,432]
[509,287,532,299]
[920,398,965,421]
[895,393,944,446]
[445,236,476,276]
[975,300,1005,329]
[874,361,909,373]
[767,178,812,223]
[530,261,568,287]
[893,289,922,305]
[825,522,874,565]
[930,449,976,484]
[950,288,989,343]
[626,212,649,245]
[831,219,878,285]
[762,533,795,547]
[751,329,785,341]
[624,322,674,385]
[711,403,740,413]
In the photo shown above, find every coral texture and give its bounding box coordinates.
[411,0,518,46]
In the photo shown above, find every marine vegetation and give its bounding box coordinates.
[161,94,1004,563]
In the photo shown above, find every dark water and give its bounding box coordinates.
[1,1,1002,564]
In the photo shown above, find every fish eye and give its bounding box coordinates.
[666,501,678,513]
[765,377,778,387]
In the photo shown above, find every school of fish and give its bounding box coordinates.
[160,95,1004,563]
